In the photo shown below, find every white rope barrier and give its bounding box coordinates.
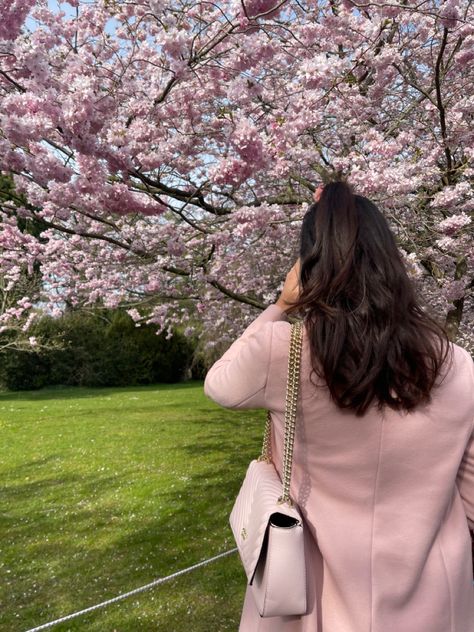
[24,547,238,632]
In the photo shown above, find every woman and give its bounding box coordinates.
[204,181,474,632]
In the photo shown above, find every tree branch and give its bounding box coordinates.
[208,279,266,309]
[434,27,453,183]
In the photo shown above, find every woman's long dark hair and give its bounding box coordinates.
[289,181,452,417]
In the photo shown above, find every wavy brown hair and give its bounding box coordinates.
[289,181,452,417]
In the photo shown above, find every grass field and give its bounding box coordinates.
[0,382,265,631]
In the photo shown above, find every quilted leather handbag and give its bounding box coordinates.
[229,321,307,618]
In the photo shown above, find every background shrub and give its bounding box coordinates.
[0,309,197,390]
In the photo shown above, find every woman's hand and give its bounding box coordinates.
[275,259,301,312]
[313,184,324,202]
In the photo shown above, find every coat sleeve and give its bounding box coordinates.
[455,350,474,531]
[456,423,474,531]
[203,304,289,409]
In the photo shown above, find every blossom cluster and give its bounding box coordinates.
[0,0,472,352]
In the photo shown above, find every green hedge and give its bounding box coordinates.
[0,309,199,391]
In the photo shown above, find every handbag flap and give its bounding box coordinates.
[229,458,303,584]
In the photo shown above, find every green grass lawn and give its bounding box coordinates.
[0,382,265,631]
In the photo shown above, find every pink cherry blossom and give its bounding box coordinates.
[0,0,472,354]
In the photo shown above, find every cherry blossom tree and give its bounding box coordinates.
[0,0,472,353]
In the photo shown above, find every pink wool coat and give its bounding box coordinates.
[204,304,474,632]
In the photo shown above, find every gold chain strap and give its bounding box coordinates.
[258,410,273,464]
[257,321,303,506]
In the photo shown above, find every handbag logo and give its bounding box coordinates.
[241,527,247,540]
